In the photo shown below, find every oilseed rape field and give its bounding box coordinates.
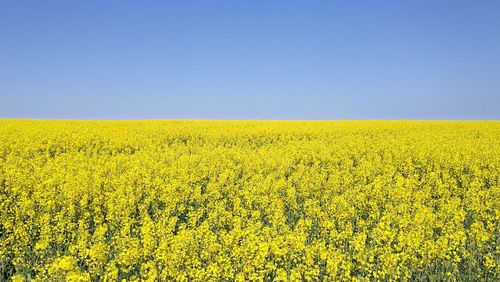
[0,120,498,281]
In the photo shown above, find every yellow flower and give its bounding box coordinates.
[0,120,498,280]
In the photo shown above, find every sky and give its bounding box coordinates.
[0,0,499,120]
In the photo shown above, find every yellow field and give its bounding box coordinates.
[0,120,498,281]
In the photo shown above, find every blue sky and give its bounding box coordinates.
[1,1,499,120]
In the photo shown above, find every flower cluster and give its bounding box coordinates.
[0,120,498,281]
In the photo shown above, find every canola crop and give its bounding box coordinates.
[0,120,499,281]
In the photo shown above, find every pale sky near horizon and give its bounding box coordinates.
[1,0,499,120]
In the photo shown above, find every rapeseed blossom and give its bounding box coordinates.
[0,120,498,281]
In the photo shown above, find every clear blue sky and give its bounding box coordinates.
[1,1,499,120]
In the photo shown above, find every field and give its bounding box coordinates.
[0,120,498,281]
